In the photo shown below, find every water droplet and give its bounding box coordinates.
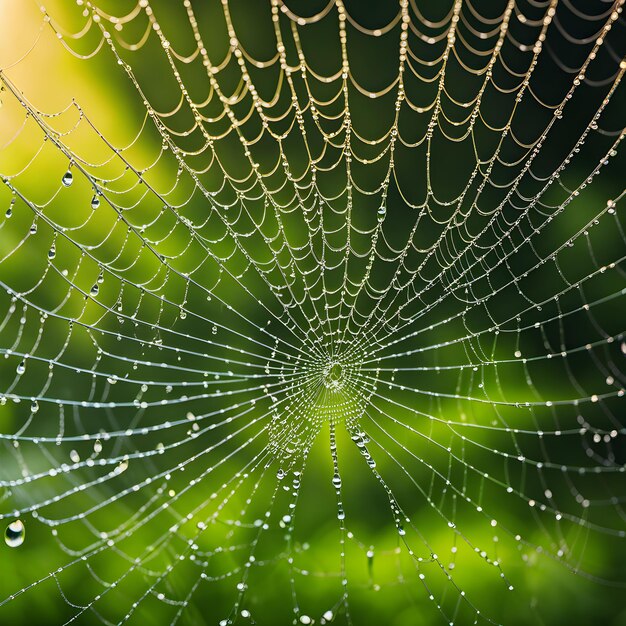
[31,400,39,413]
[62,171,73,187]
[5,520,25,547]
[29,223,37,235]
[300,616,312,625]
[332,473,342,489]
[91,195,100,209]
[377,206,386,221]
[323,610,333,622]
[48,245,56,259]
[115,457,129,474]
[16,361,25,375]
[90,284,99,296]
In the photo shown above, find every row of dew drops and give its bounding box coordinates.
[6,165,185,549]
[4,170,93,548]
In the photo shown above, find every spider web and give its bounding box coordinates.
[0,0,625,624]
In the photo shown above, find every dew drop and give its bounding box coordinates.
[332,473,342,489]
[5,520,25,547]
[16,361,25,375]
[115,457,129,474]
[90,284,99,296]
[91,195,100,209]
[31,400,39,413]
[62,171,73,187]
[48,245,56,259]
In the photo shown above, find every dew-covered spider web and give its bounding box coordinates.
[0,1,625,624]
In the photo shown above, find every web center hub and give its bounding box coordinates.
[324,362,344,389]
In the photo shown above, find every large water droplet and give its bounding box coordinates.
[62,171,73,187]
[114,457,129,474]
[16,361,25,375]
[5,520,25,547]
[48,245,56,259]
[91,194,100,209]
[332,473,342,489]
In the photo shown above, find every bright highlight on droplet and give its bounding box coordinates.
[5,520,25,548]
